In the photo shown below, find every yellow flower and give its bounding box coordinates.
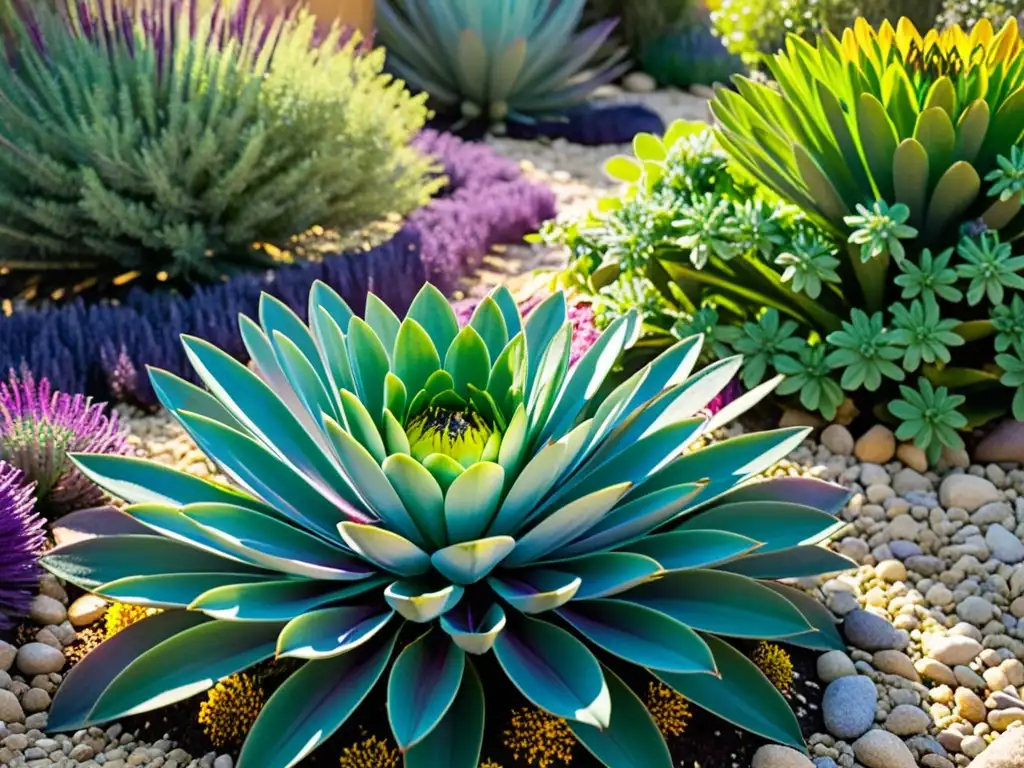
[338,734,400,768]
[502,706,575,767]
[645,681,692,738]
[753,641,795,692]
[104,602,161,639]
[197,673,265,748]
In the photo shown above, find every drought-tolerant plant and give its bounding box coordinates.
[0,371,132,514]
[375,0,629,126]
[0,461,44,630]
[938,0,1024,29]
[584,0,701,53]
[45,281,852,766]
[0,0,440,282]
[541,111,1024,462]
[638,26,744,89]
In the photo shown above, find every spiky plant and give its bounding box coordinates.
[0,0,440,282]
[44,282,853,767]
[638,26,744,89]
[0,461,44,630]
[0,371,132,515]
[375,0,629,126]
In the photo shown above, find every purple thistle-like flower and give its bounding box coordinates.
[0,461,45,630]
[0,370,132,516]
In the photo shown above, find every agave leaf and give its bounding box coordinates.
[763,582,845,652]
[47,611,211,731]
[95,573,273,609]
[271,330,338,427]
[488,285,522,339]
[489,569,581,613]
[388,629,466,751]
[385,581,464,623]
[276,606,394,660]
[979,84,1024,166]
[258,293,331,388]
[431,536,516,585]
[656,634,805,750]
[338,522,431,577]
[488,438,568,536]
[883,64,920,138]
[148,367,246,433]
[793,144,850,226]
[309,307,355,400]
[236,628,398,768]
[626,569,812,639]
[381,453,447,549]
[624,530,762,571]
[523,292,568,399]
[488,333,527,424]
[816,80,873,204]
[570,666,673,768]
[551,552,661,599]
[87,620,282,725]
[181,503,375,581]
[393,317,442,404]
[440,602,507,655]
[856,92,898,203]
[445,325,491,398]
[721,546,857,579]
[468,297,510,366]
[441,461,504,543]
[493,614,610,728]
[423,453,465,493]
[914,107,957,191]
[346,318,390,428]
[405,659,485,768]
[364,294,401,363]
[893,138,930,228]
[69,453,273,515]
[924,161,981,239]
[679,501,843,553]
[190,578,389,621]
[43,534,268,591]
[339,390,387,464]
[50,506,150,547]
[526,322,572,441]
[718,476,851,515]
[309,281,354,338]
[705,375,784,433]
[124,503,261,564]
[557,600,716,674]
[504,482,632,567]
[953,98,990,164]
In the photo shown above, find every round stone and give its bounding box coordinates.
[961,735,988,758]
[28,595,67,627]
[854,425,896,463]
[954,687,986,723]
[817,650,857,683]
[957,595,995,625]
[988,707,1024,731]
[821,424,854,456]
[986,524,1024,564]
[875,559,907,583]
[752,745,814,768]
[852,729,917,768]
[0,640,15,672]
[968,727,1024,767]
[885,704,930,735]
[843,609,901,651]
[15,643,65,676]
[0,688,24,723]
[823,675,877,740]
[67,595,108,628]
[20,687,50,713]
[939,475,1000,512]
[872,650,918,681]
[925,635,983,667]
[896,443,928,472]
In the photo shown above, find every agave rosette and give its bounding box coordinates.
[375,0,629,124]
[711,16,1024,310]
[45,283,853,767]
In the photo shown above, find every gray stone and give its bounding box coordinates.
[905,555,945,576]
[843,609,901,651]
[0,640,15,672]
[751,745,814,768]
[940,474,1001,511]
[969,727,1024,767]
[975,419,1024,464]
[821,424,854,456]
[0,689,24,723]
[957,595,995,625]
[884,704,930,735]
[812,760,839,768]
[926,635,983,666]
[893,468,932,496]
[852,729,917,768]
[15,643,64,676]
[817,650,857,683]
[27,595,67,626]
[987,523,1024,564]
[823,675,877,739]
[889,540,922,560]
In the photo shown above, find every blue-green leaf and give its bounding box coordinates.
[489,569,581,613]
[444,461,504,543]
[720,546,856,579]
[624,530,761,571]
[387,629,466,750]
[276,606,394,659]
[381,453,447,549]
[189,578,388,621]
[440,603,507,655]
[338,522,431,577]
[407,284,460,363]
[384,581,464,623]
[364,294,402,362]
[405,659,484,768]
[346,317,391,428]
[679,501,841,553]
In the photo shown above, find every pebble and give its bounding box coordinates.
[975,420,1024,464]
[14,643,64,676]
[751,745,815,768]
[988,707,1024,730]
[0,689,24,723]
[20,688,50,713]
[817,651,857,683]
[843,609,901,651]
[67,595,108,627]
[823,675,877,739]
[0,640,14,672]
[987,523,1024,564]
[872,650,918,681]
[821,424,854,456]
[885,704,930,735]
[955,687,986,723]
[28,595,67,627]
[957,595,995,625]
[896,443,929,472]
[854,425,896,463]
[962,734,988,758]
[970,726,1024,766]
[875,559,907,582]
[622,71,657,93]
[852,729,917,768]
[939,474,1001,511]
[926,635,983,667]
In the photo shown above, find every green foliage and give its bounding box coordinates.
[540,120,1024,463]
[585,0,702,53]
[43,282,855,767]
[637,26,744,89]
[890,379,969,464]
[375,0,628,126]
[938,0,1024,29]
[0,0,440,281]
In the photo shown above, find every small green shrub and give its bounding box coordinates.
[585,0,702,53]
[540,115,1024,464]
[0,0,441,281]
[638,26,744,89]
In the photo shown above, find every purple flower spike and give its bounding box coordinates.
[0,370,133,515]
[0,462,45,630]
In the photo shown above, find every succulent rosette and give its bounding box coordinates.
[45,283,853,767]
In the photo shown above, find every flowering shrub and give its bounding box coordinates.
[0,461,44,630]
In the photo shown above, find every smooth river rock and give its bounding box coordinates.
[823,675,877,739]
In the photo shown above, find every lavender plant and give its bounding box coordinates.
[0,462,44,630]
[0,371,132,515]
[0,0,440,282]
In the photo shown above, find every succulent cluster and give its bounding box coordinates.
[638,26,744,89]
[545,94,1024,462]
[0,461,44,630]
[0,0,439,283]
[44,281,852,767]
[376,0,629,126]
[0,371,132,515]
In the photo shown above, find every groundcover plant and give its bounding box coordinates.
[44,282,853,767]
